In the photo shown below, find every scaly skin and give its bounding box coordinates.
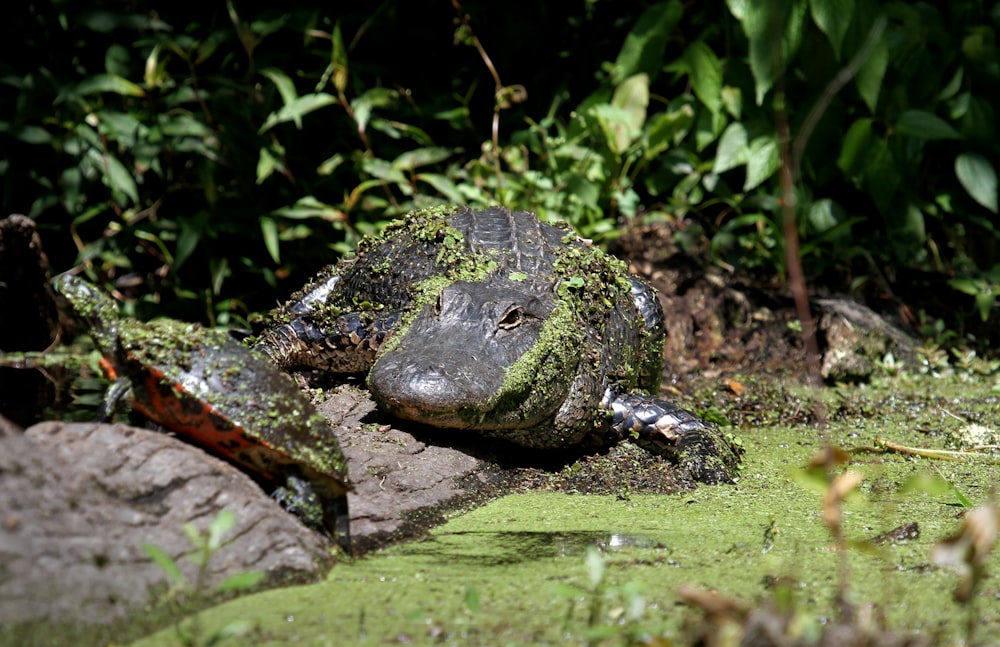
[253,206,742,484]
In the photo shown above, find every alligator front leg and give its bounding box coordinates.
[602,387,741,484]
[252,311,401,372]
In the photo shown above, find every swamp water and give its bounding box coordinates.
[126,374,1000,646]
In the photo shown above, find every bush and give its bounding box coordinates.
[2,0,998,338]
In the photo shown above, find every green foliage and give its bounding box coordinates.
[2,0,999,339]
[143,509,264,646]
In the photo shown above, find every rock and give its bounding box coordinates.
[0,422,332,626]
[816,298,917,383]
[0,392,507,628]
[317,385,493,549]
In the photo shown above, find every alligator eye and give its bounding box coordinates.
[498,304,523,330]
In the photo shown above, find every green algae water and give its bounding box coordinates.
[128,374,1000,646]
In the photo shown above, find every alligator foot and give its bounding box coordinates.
[604,389,742,484]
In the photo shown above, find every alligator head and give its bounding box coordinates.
[368,277,578,430]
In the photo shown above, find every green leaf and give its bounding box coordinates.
[260,68,298,106]
[612,73,649,141]
[744,136,780,191]
[261,216,280,263]
[416,173,464,203]
[684,41,723,114]
[862,139,899,214]
[464,586,480,613]
[807,198,840,233]
[70,74,145,99]
[611,1,683,83]
[642,102,695,159]
[392,147,453,172]
[331,22,348,94]
[174,219,201,270]
[142,544,187,587]
[216,570,266,593]
[158,113,211,138]
[974,292,995,322]
[317,153,345,176]
[351,88,399,135]
[855,28,888,112]
[837,118,874,178]
[13,126,51,145]
[210,256,230,296]
[256,147,280,184]
[810,0,854,59]
[273,196,345,223]
[955,153,998,213]
[896,110,962,141]
[590,106,630,156]
[258,93,338,133]
[713,122,748,174]
[86,148,138,205]
[721,86,743,119]
[728,0,807,104]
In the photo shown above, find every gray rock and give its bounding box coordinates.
[0,422,332,626]
[318,385,491,546]
[816,298,916,383]
[0,390,504,629]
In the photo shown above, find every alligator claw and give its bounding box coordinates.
[605,387,742,484]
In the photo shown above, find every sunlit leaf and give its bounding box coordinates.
[855,24,888,113]
[683,41,723,114]
[256,147,279,184]
[210,256,229,295]
[331,22,348,94]
[744,136,780,191]
[810,0,854,59]
[713,122,748,174]
[258,93,338,133]
[70,74,145,99]
[608,73,649,151]
[317,153,345,176]
[86,148,138,204]
[260,68,299,106]
[642,103,695,159]
[721,86,742,119]
[590,102,643,157]
[955,152,998,213]
[611,1,682,83]
[352,88,398,135]
[272,196,345,223]
[392,147,453,172]
[416,173,464,203]
[261,216,280,263]
[728,0,807,104]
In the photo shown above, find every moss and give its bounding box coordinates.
[130,372,1000,647]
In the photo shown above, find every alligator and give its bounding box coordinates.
[252,205,741,483]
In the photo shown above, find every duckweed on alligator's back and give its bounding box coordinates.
[253,205,741,484]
